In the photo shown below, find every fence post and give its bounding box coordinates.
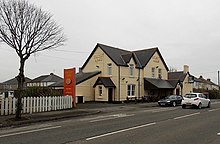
[33,97,36,113]
[36,97,39,112]
[1,98,4,115]
[5,98,8,115]
[59,96,62,109]
[48,96,51,111]
[27,97,30,113]
[13,98,16,114]
[39,97,42,112]
[45,97,48,111]
[30,97,33,114]
[8,97,12,115]
[23,97,27,113]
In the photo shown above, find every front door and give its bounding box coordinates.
[108,88,113,103]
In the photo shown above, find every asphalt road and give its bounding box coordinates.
[0,102,220,144]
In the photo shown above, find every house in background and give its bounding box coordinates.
[76,43,185,103]
[27,73,63,87]
[193,76,219,91]
[168,65,193,96]
[1,77,32,91]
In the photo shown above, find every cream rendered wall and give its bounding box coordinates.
[182,75,193,96]
[143,52,168,80]
[120,58,140,101]
[82,47,119,101]
[94,85,108,101]
[141,52,168,96]
[76,74,100,101]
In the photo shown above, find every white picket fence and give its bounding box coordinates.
[0,96,73,116]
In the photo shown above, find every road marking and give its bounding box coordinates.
[80,113,133,122]
[208,108,220,112]
[86,122,156,141]
[174,112,200,120]
[90,114,134,122]
[152,107,178,113]
[0,126,61,138]
[143,107,178,113]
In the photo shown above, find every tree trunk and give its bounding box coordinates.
[16,59,25,120]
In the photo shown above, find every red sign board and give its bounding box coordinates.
[64,68,76,107]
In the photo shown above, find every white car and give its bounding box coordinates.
[181,93,211,109]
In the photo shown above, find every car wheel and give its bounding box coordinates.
[207,102,211,108]
[172,102,176,107]
[182,105,186,109]
[198,103,202,109]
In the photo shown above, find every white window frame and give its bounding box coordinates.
[98,86,103,96]
[158,68,162,79]
[129,64,134,77]
[127,84,135,97]
[152,67,155,78]
[107,63,112,75]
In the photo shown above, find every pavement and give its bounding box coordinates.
[0,101,158,128]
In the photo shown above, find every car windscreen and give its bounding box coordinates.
[167,95,176,99]
[185,94,197,98]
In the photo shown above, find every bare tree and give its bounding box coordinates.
[0,0,66,119]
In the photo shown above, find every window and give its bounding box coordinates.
[99,86,103,96]
[152,67,155,78]
[158,68,162,79]
[129,64,134,76]
[107,63,112,75]
[127,84,135,97]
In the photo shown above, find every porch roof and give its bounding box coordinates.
[93,77,116,88]
[144,78,174,89]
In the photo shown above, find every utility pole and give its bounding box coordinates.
[218,71,220,97]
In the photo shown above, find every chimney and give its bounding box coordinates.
[79,67,83,73]
[183,65,189,73]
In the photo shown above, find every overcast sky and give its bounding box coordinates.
[0,0,220,84]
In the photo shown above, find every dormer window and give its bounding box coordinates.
[129,64,134,76]
[107,63,112,75]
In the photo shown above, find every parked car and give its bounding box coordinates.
[181,93,211,109]
[158,95,183,107]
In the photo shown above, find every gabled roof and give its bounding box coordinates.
[144,78,174,89]
[93,77,116,88]
[76,71,101,85]
[168,71,187,82]
[3,77,32,85]
[133,48,167,69]
[81,43,169,70]
[167,79,180,88]
[30,73,63,83]
[195,76,218,86]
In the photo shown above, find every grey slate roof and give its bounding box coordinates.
[48,71,101,87]
[82,43,169,70]
[133,48,158,68]
[168,71,187,82]
[30,73,63,83]
[3,77,32,85]
[144,78,174,89]
[167,79,179,88]
[93,77,116,88]
[76,71,101,85]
